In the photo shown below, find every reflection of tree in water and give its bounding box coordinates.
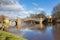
[52,23,60,40]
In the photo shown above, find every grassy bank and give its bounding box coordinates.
[0,30,26,40]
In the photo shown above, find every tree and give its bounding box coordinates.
[52,3,60,19]
[30,14,36,18]
[30,11,46,18]
[0,15,6,30]
[0,15,10,31]
[0,15,6,21]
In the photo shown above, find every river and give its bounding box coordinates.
[9,23,60,40]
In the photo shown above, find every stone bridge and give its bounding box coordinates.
[23,18,45,22]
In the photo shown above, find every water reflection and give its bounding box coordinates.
[21,26,54,40]
[9,23,60,40]
[52,23,60,40]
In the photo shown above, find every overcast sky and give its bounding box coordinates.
[0,0,60,18]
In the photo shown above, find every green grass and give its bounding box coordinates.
[0,30,27,40]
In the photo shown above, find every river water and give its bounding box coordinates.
[9,23,60,40]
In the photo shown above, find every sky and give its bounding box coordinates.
[0,0,60,18]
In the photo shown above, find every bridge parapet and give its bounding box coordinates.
[23,18,45,22]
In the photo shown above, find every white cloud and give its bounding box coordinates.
[28,11,34,14]
[38,8,44,11]
[21,10,34,14]
[0,0,27,18]
[32,2,38,6]
[0,0,24,11]
[21,11,28,14]
[0,0,35,18]
[0,11,19,19]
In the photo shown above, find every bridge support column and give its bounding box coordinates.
[17,17,22,29]
[4,17,10,31]
[39,18,43,29]
[48,18,52,23]
[51,18,52,23]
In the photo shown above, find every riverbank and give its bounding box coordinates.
[0,30,26,40]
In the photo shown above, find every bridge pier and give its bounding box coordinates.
[47,16,52,23]
[39,18,43,29]
[17,17,22,29]
[4,17,10,31]
[48,18,52,23]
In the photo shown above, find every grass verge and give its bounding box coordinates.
[0,30,27,40]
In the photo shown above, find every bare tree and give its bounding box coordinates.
[30,11,46,18]
[52,3,60,19]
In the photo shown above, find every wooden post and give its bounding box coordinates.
[17,17,22,29]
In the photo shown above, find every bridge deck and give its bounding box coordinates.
[23,18,45,22]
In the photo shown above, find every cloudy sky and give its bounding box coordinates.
[0,0,60,18]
